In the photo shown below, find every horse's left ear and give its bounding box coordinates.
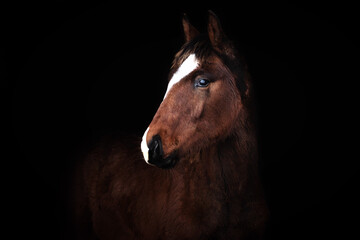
[207,10,225,50]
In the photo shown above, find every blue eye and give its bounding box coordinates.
[195,78,210,88]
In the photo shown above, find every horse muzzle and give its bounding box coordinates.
[147,135,177,169]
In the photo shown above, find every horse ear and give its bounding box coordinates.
[207,10,225,50]
[182,13,200,42]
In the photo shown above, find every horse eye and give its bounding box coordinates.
[195,78,210,88]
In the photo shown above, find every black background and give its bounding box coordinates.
[7,1,359,239]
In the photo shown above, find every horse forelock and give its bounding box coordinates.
[172,36,212,70]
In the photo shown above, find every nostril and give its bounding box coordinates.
[148,135,163,163]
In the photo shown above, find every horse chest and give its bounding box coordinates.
[93,169,228,239]
[146,179,227,239]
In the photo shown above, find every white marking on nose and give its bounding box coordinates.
[163,53,199,99]
[141,127,150,162]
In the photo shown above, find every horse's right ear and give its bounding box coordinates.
[182,13,200,42]
[208,10,225,50]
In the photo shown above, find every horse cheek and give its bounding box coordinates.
[191,99,205,120]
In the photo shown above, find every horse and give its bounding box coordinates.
[73,11,268,240]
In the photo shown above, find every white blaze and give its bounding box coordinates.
[141,127,150,162]
[163,53,199,99]
[140,53,199,162]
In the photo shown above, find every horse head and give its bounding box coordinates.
[141,11,250,169]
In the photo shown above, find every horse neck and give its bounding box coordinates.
[175,107,259,195]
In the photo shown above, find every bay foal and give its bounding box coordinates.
[74,11,268,240]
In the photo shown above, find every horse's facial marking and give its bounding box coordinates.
[163,53,199,99]
[141,127,150,163]
[141,54,199,163]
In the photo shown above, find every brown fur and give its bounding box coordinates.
[73,11,268,239]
